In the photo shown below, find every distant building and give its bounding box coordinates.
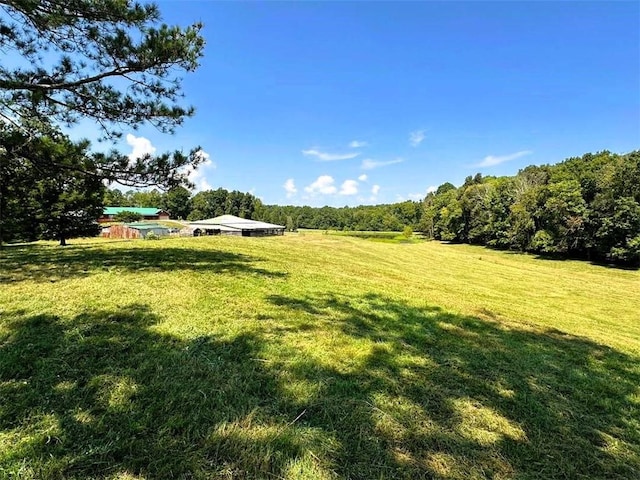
[101,223,170,239]
[100,207,170,223]
[188,215,285,237]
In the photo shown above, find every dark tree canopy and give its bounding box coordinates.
[161,185,191,220]
[421,151,640,267]
[113,210,143,223]
[0,0,205,138]
[0,126,105,245]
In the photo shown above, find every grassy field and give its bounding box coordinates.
[1,233,639,479]
[300,230,422,244]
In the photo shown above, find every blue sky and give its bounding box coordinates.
[96,2,639,205]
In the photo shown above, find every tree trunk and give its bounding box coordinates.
[59,235,66,246]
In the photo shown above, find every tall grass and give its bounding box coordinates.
[1,235,638,479]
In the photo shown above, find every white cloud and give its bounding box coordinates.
[409,130,425,147]
[367,184,381,203]
[361,158,404,170]
[199,178,212,191]
[187,149,216,192]
[349,140,368,148]
[358,174,368,182]
[408,185,438,200]
[283,178,297,198]
[302,148,360,162]
[305,175,337,194]
[126,133,156,160]
[339,180,359,195]
[477,150,532,167]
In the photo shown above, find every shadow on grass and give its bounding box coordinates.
[1,297,639,479]
[0,305,311,479]
[266,293,640,479]
[0,243,287,283]
[533,254,640,271]
[482,245,640,271]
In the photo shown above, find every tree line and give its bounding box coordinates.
[143,150,639,266]
[255,202,423,232]
[105,187,262,222]
[422,151,640,266]
[103,149,640,266]
[104,186,423,233]
[4,146,638,266]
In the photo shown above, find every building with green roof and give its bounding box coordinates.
[99,207,169,223]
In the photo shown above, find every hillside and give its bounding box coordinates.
[1,234,638,479]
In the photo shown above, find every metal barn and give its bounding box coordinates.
[188,215,285,237]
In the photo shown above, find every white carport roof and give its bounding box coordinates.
[189,215,284,230]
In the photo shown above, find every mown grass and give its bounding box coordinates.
[295,230,427,247]
[306,230,421,244]
[0,235,638,479]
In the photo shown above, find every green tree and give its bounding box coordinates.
[507,166,549,250]
[484,177,515,248]
[459,182,493,244]
[104,188,127,207]
[432,188,462,241]
[0,0,206,189]
[420,193,438,238]
[286,215,296,232]
[536,180,587,254]
[190,190,221,220]
[162,186,192,220]
[433,182,455,196]
[593,197,640,264]
[37,170,104,247]
[1,128,105,246]
[0,129,42,243]
[187,188,262,221]
[0,0,204,137]
[113,211,144,223]
[129,189,164,208]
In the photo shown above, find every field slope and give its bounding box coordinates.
[1,234,639,479]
